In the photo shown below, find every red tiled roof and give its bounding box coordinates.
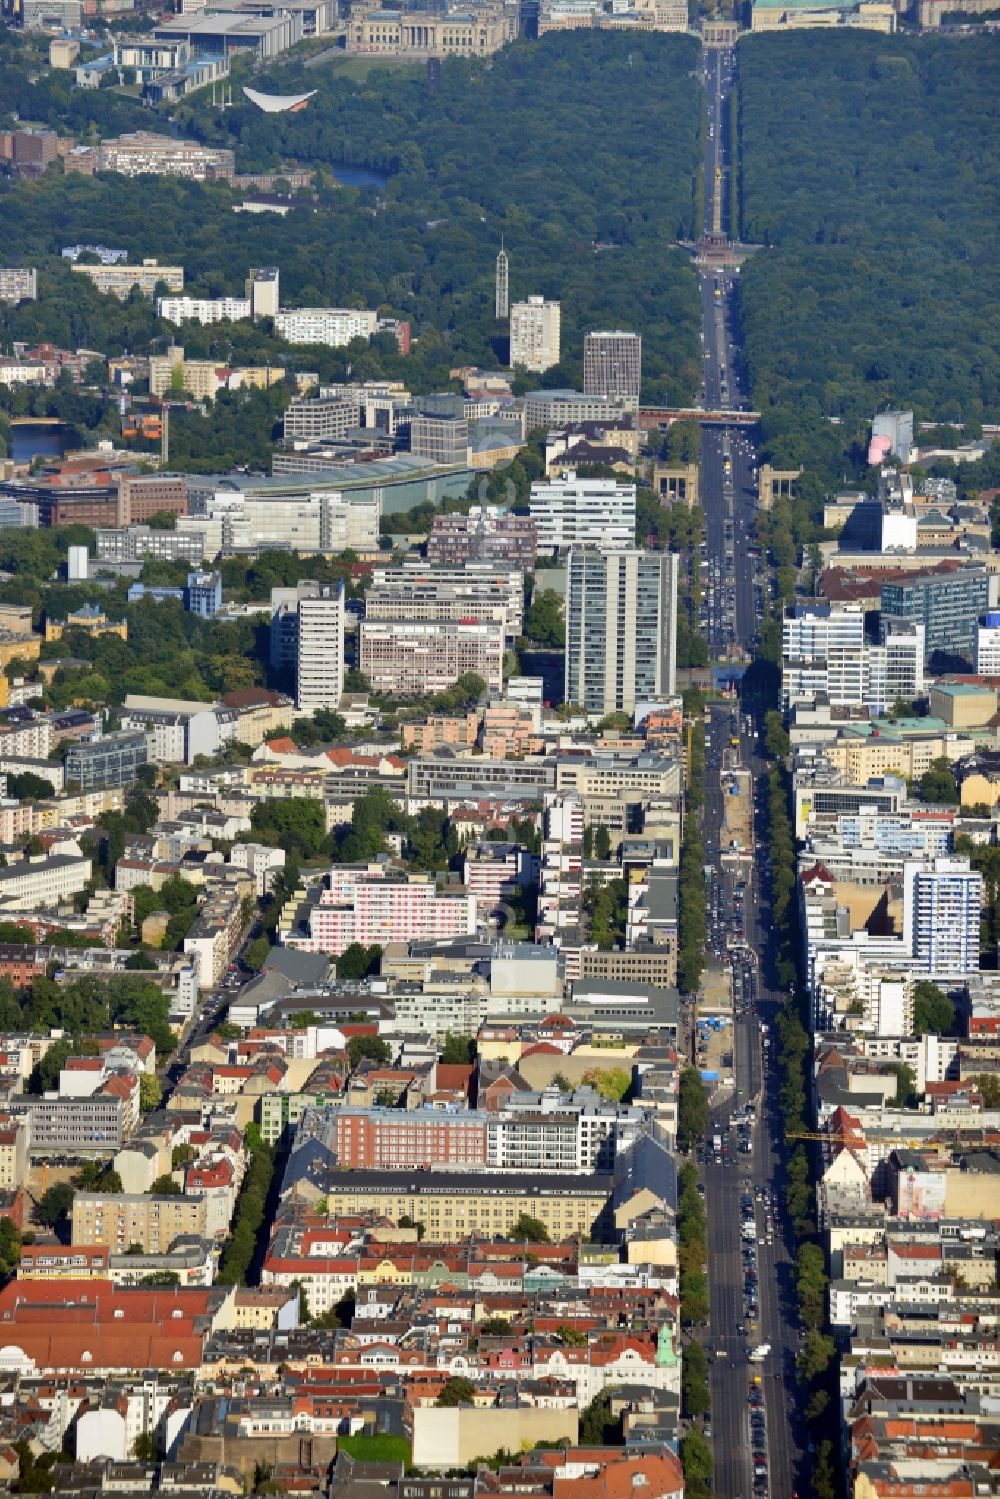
[926,1079,975,1097]
[101,1074,136,1100]
[94,1035,154,1058]
[187,1159,234,1189]
[325,748,405,770]
[819,560,963,602]
[553,1453,683,1499]
[435,1064,474,1090]
[0,1280,213,1371]
[19,1246,108,1268]
[0,1326,203,1370]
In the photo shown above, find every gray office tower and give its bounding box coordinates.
[583,330,642,411]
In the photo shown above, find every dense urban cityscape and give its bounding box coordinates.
[0,2,997,1497]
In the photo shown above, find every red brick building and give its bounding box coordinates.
[331,1108,487,1170]
[0,946,47,987]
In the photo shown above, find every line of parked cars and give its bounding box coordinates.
[748,1378,768,1496]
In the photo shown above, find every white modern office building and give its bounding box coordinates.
[273,307,378,347]
[366,558,524,641]
[528,471,636,554]
[975,612,1000,676]
[784,602,925,713]
[178,490,380,559]
[782,601,866,710]
[157,295,251,325]
[863,620,925,715]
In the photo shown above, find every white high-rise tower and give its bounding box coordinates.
[903,857,982,979]
[296,584,345,711]
[510,296,560,373]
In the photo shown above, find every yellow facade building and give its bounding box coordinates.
[824,727,969,786]
[72,1191,208,1254]
[149,350,287,400]
[0,632,40,674]
[321,1172,611,1241]
[928,683,998,729]
[45,604,127,644]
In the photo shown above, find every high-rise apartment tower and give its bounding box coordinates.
[296,584,345,711]
[509,296,560,374]
[565,548,678,715]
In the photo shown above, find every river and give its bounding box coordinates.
[331,161,389,190]
[10,426,73,464]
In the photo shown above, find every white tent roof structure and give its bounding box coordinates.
[243,86,317,113]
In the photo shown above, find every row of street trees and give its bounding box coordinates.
[678,1154,712,1499]
[761,710,838,1496]
[678,712,707,995]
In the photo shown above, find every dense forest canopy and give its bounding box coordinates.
[735,32,1000,498]
[0,33,704,403]
[5,26,995,511]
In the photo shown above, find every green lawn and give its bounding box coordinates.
[308,52,423,81]
[337,1434,413,1465]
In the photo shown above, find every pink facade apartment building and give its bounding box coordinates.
[287,869,477,955]
[462,843,532,920]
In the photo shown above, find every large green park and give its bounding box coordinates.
[0,32,704,403]
[736,32,1000,497]
[0,27,997,506]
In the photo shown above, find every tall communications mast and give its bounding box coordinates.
[495,241,509,320]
